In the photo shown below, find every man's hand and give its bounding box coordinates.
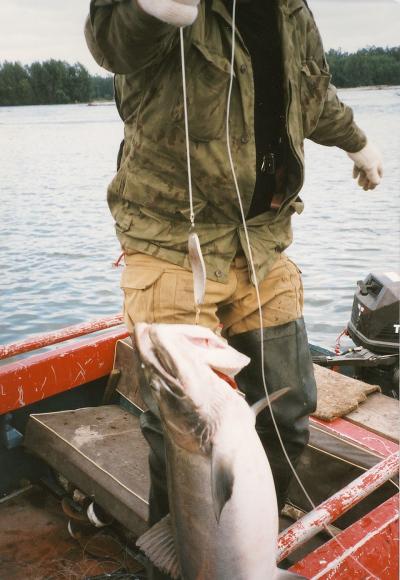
[137,0,200,27]
[347,142,383,191]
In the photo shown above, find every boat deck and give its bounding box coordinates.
[0,325,398,579]
[0,485,143,579]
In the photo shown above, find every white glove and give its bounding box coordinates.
[137,0,200,27]
[347,141,383,191]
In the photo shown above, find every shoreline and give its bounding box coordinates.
[1,86,400,108]
[339,84,400,91]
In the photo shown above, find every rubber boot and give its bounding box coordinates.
[139,410,172,580]
[228,318,317,511]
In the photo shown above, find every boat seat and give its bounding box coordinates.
[24,338,149,538]
[25,405,149,536]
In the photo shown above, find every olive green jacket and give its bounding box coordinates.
[85,0,366,283]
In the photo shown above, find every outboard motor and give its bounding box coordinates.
[346,272,399,397]
[313,272,399,398]
[348,272,400,355]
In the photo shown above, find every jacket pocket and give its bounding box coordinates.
[300,60,331,137]
[113,206,133,234]
[171,42,230,142]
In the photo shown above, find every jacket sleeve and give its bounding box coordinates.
[84,0,178,74]
[308,83,367,153]
[304,5,367,153]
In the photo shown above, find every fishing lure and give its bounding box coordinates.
[179,27,207,310]
[188,230,206,307]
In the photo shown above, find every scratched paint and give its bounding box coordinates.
[0,314,124,360]
[311,514,398,579]
[310,417,399,458]
[0,327,128,414]
[17,385,25,407]
[277,452,400,561]
[291,495,399,579]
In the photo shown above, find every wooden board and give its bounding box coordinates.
[346,392,399,443]
[25,406,150,536]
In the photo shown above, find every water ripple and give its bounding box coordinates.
[1,89,399,350]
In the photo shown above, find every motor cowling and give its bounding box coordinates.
[347,272,400,355]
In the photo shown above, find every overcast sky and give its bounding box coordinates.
[0,0,399,75]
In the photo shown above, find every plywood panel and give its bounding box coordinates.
[346,392,399,442]
[25,406,150,535]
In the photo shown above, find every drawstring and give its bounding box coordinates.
[112,252,125,268]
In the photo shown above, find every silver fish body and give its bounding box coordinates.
[135,323,303,580]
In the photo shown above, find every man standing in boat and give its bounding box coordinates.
[85,0,382,576]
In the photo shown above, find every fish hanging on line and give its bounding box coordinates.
[134,323,304,580]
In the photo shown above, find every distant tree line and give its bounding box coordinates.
[0,60,113,106]
[0,47,399,106]
[326,47,400,88]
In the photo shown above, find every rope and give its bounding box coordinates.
[335,327,349,355]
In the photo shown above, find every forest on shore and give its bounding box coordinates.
[326,47,400,88]
[0,61,113,106]
[0,47,399,106]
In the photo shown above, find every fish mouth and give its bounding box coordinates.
[135,324,186,399]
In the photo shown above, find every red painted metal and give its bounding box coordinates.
[289,494,399,579]
[0,315,124,360]
[310,416,399,458]
[277,452,400,561]
[0,327,128,414]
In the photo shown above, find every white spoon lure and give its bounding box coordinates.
[188,231,206,307]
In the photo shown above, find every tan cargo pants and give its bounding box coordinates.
[121,251,303,336]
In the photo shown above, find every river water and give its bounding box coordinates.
[0,87,399,350]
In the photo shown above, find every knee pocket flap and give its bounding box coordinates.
[120,268,163,291]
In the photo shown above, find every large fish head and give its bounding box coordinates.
[134,323,250,453]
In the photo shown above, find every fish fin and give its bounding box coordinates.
[211,447,234,523]
[251,387,291,416]
[136,514,180,579]
[274,570,307,579]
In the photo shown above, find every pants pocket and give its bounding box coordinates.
[121,261,207,331]
[121,267,164,331]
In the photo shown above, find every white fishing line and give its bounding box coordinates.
[226,0,315,513]
[178,7,379,577]
[225,2,379,578]
[180,27,207,312]
[179,27,195,229]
